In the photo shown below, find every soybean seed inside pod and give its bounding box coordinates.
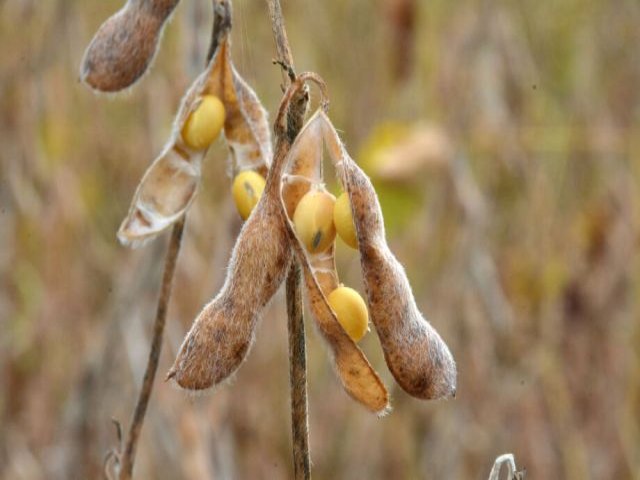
[181,95,226,150]
[334,192,358,249]
[232,170,266,220]
[328,286,370,342]
[293,190,337,254]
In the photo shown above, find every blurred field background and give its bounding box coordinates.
[1,0,640,478]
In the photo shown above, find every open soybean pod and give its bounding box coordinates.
[81,0,180,92]
[281,113,338,293]
[118,6,272,246]
[166,81,307,391]
[224,66,272,178]
[279,109,389,415]
[319,111,457,400]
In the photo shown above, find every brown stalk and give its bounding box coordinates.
[265,1,311,477]
[286,261,310,479]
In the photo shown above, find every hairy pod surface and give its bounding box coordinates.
[80,0,180,92]
[279,110,389,414]
[118,33,272,246]
[168,135,293,390]
[320,113,457,400]
[167,191,291,390]
[168,100,311,391]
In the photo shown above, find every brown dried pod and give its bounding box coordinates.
[118,30,272,246]
[279,108,390,414]
[281,111,323,217]
[166,180,292,389]
[319,112,457,400]
[166,83,304,390]
[80,0,180,92]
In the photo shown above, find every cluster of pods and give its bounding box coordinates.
[81,0,456,416]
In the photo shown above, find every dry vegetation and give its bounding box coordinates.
[1,0,639,478]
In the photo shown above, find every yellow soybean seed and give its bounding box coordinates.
[293,190,336,254]
[327,286,369,342]
[334,192,358,249]
[181,95,225,150]
[232,170,266,220]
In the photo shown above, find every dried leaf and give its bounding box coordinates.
[80,0,180,92]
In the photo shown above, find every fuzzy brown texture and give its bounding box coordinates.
[80,0,180,92]
[278,110,389,414]
[321,113,457,400]
[166,193,291,389]
[118,32,272,246]
[167,100,296,390]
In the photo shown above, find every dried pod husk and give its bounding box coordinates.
[167,98,305,391]
[299,257,389,413]
[167,187,291,389]
[225,69,273,178]
[281,112,323,217]
[118,33,272,246]
[80,0,180,92]
[309,246,338,297]
[168,135,293,390]
[319,112,457,400]
[280,111,389,414]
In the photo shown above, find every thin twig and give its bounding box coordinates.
[265,0,311,477]
[266,0,294,75]
[118,218,185,480]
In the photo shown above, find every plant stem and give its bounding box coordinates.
[286,262,311,480]
[118,218,185,480]
[265,1,311,477]
[266,0,294,76]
